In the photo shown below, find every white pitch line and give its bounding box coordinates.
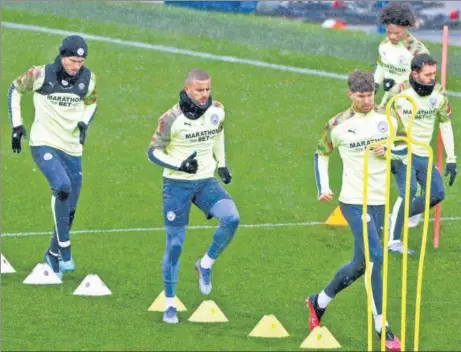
[2,221,324,237]
[2,217,460,238]
[2,22,461,98]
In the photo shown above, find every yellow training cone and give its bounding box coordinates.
[188,300,228,323]
[300,326,341,349]
[324,206,348,226]
[148,290,187,312]
[248,314,289,338]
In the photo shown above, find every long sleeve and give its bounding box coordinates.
[374,51,385,86]
[409,36,430,56]
[81,72,98,125]
[147,146,181,170]
[314,121,335,196]
[8,83,23,127]
[390,112,408,161]
[314,153,330,197]
[391,106,407,145]
[438,92,456,162]
[440,122,456,163]
[147,111,181,170]
[8,66,43,127]
[212,121,226,167]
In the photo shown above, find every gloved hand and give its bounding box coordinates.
[12,125,27,153]
[383,78,396,92]
[375,82,380,94]
[77,121,88,145]
[178,151,198,174]
[218,167,232,184]
[445,163,457,186]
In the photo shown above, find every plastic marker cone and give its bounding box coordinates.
[148,290,187,311]
[300,326,341,349]
[248,314,289,338]
[23,263,62,284]
[325,206,348,226]
[73,274,112,296]
[1,254,16,274]
[188,300,228,322]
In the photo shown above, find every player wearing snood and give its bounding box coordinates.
[8,35,98,278]
[383,54,457,255]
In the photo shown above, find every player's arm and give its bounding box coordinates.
[78,72,98,145]
[213,122,226,168]
[212,103,232,184]
[412,39,430,56]
[389,107,408,160]
[81,72,98,124]
[8,66,45,153]
[438,93,457,186]
[8,66,44,128]
[146,111,198,174]
[147,112,181,170]
[314,120,335,202]
[378,82,401,108]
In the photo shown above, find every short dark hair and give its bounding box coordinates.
[411,54,437,73]
[379,2,416,27]
[348,70,375,93]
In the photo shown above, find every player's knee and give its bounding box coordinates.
[53,184,71,201]
[170,236,183,251]
[436,186,445,201]
[166,227,185,256]
[430,191,445,207]
[167,237,183,265]
[57,189,70,201]
[212,199,240,229]
[222,212,240,230]
[170,242,183,257]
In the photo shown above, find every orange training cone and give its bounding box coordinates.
[321,19,346,30]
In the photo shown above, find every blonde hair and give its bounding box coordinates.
[185,68,211,85]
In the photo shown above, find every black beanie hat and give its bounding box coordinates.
[59,35,88,58]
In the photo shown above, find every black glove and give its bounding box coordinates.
[445,163,457,186]
[383,78,396,92]
[178,151,198,174]
[12,125,27,153]
[218,167,232,184]
[77,121,88,145]
[375,82,379,94]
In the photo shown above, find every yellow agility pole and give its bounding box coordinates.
[412,140,434,352]
[362,94,433,351]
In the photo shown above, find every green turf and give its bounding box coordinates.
[4,0,461,77]
[3,2,461,94]
[2,3,461,351]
